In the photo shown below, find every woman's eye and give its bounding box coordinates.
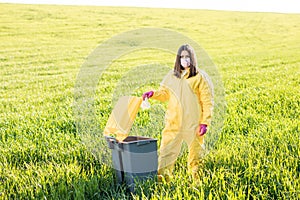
[181,55,190,58]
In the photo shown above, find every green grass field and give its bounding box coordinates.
[1,3,300,199]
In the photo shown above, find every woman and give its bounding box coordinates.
[142,44,214,181]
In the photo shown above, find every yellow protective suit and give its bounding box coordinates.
[151,68,214,180]
[103,96,142,141]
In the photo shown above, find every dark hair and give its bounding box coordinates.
[174,44,197,78]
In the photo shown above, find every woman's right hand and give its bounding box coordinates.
[142,91,154,100]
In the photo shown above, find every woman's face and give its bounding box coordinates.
[180,50,191,69]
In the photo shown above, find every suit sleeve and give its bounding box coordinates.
[198,72,214,125]
[151,85,170,102]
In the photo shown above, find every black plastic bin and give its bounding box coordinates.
[105,136,158,192]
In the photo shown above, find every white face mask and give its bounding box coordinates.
[181,57,190,68]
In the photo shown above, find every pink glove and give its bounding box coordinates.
[142,91,154,100]
[198,124,207,136]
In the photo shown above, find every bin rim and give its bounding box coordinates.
[105,135,157,144]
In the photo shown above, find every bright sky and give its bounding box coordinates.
[1,0,300,14]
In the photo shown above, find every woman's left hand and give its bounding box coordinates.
[198,124,207,136]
